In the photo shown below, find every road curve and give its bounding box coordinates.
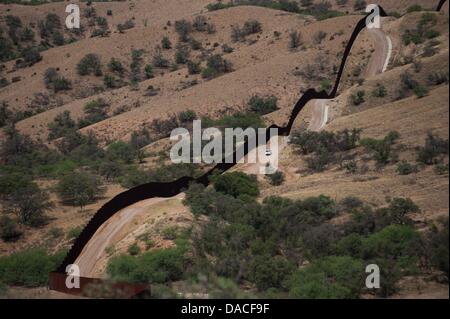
[308,25,391,133]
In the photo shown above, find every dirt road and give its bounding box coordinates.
[308,26,391,133]
[75,195,184,277]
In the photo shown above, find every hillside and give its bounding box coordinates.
[0,0,448,300]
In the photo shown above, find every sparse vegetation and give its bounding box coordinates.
[77,53,102,76]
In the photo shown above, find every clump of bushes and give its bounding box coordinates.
[44,68,71,93]
[0,248,65,287]
[266,170,285,186]
[350,90,365,106]
[402,13,440,46]
[56,171,105,211]
[416,132,449,165]
[201,54,232,79]
[360,131,400,165]
[77,53,102,76]
[247,95,278,115]
[231,19,262,42]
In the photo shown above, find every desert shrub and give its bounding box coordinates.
[203,112,264,130]
[426,218,449,278]
[178,109,197,123]
[97,160,124,181]
[313,30,327,44]
[396,160,415,175]
[206,2,234,11]
[174,19,192,42]
[243,20,262,35]
[416,133,449,165]
[360,131,400,165]
[290,128,362,155]
[103,74,116,88]
[0,216,22,242]
[187,60,201,75]
[305,147,335,172]
[247,95,278,115]
[52,76,71,92]
[44,68,71,92]
[289,31,302,49]
[362,225,423,270]
[152,50,170,68]
[0,102,13,127]
[130,127,152,149]
[175,44,190,64]
[202,54,232,79]
[66,226,82,240]
[48,111,77,140]
[288,256,364,299]
[193,15,208,32]
[20,47,42,67]
[212,171,259,198]
[320,79,332,91]
[161,36,172,49]
[188,37,202,50]
[107,243,189,283]
[402,12,439,46]
[106,141,135,164]
[77,53,102,76]
[222,44,234,53]
[353,0,367,11]
[434,164,448,175]
[427,71,449,86]
[266,170,285,186]
[108,58,125,76]
[78,98,109,128]
[248,255,295,291]
[340,196,364,211]
[350,90,365,105]
[372,84,387,97]
[117,19,135,32]
[0,248,65,287]
[128,243,140,256]
[56,171,104,210]
[50,30,64,45]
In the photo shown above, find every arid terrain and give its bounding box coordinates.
[0,0,448,299]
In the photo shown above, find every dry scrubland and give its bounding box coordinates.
[0,0,448,299]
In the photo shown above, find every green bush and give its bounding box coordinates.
[175,44,190,64]
[161,36,172,49]
[9,183,52,226]
[174,19,192,42]
[360,131,400,165]
[77,53,102,76]
[78,98,109,128]
[247,95,278,115]
[66,226,82,240]
[128,243,140,256]
[372,84,387,97]
[56,171,105,210]
[396,160,415,175]
[48,111,76,140]
[427,218,449,278]
[351,90,365,106]
[144,64,154,79]
[107,244,189,283]
[212,171,259,198]
[106,141,135,163]
[0,216,22,242]
[187,60,201,74]
[266,170,285,186]
[0,248,65,287]
[288,256,364,299]
[416,133,449,165]
[289,31,302,49]
[248,255,294,291]
[108,58,125,75]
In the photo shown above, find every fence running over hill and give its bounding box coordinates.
[49,0,447,297]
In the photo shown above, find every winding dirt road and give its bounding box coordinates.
[308,25,392,133]
[75,195,184,277]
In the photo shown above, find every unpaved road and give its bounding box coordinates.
[75,195,184,277]
[308,26,391,133]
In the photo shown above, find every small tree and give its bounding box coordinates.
[9,184,53,227]
[266,170,285,186]
[0,216,22,242]
[174,19,192,42]
[56,172,105,211]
